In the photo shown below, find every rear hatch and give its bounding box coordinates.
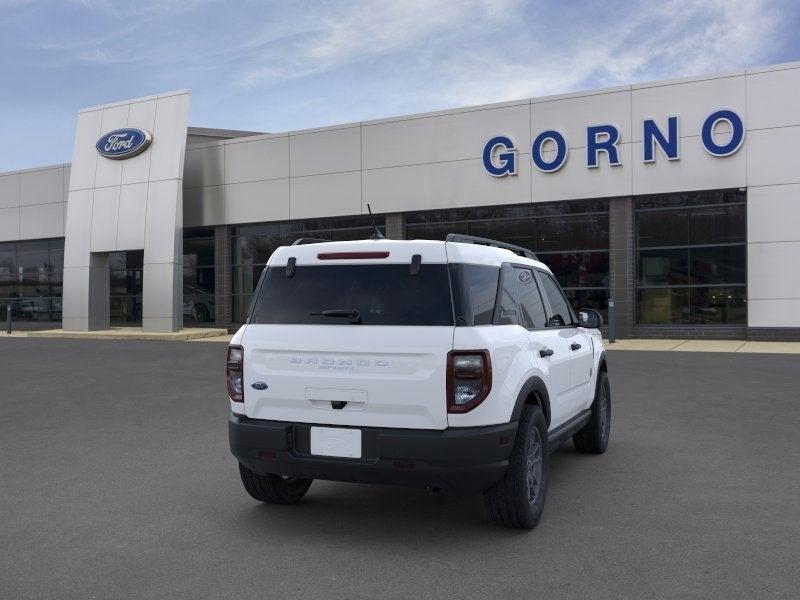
[241,240,454,430]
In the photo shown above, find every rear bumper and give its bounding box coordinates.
[229,414,518,493]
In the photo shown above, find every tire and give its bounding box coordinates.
[483,405,549,530]
[573,371,611,454]
[238,463,312,504]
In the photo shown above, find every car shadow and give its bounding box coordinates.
[223,445,591,544]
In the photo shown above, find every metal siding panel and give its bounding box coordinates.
[225,178,290,224]
[185,144,224,188]
[364,158,531,213]
[746,126,800,186]
[148,94,190,182]
[362,103,530,169]
[0,173,19,209]
[89,186,120,252]
[121,99,157,185]
[225,136,289,183]
[746,67,800,130]
[19,202,65,240]
[0,207,19,240]
[19,167,63,206]
[290,171,361,219]
[116,183,148,250]
[290,127,360,177]
[69,109,104,191]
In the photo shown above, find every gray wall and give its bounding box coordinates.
[0,164,69,241]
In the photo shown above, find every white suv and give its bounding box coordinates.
[228,234,610,529]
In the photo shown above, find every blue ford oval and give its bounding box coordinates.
[95,128,152,160]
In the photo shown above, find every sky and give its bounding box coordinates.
[0,0,798,171]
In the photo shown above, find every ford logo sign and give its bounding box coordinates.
[95,128,152,160]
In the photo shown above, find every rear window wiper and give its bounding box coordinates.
[309,309,362,324]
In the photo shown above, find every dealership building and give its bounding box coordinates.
[1,60,799,339]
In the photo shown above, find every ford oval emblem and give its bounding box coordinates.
[95,128,152,160]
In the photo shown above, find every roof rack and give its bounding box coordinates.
[445,233,537,260]
[292,238,330,246]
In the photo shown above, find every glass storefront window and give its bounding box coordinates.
[230,215,383,323]
[635,190,746,325]
[0,239,64,322]
[109,250,143,325]
[405,201,611,320]
[183,228,216,325]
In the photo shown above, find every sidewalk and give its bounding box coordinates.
[2,329,799,353]
[603,339,800,354]
[1,327,228,341]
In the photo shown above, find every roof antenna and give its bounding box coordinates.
[366,203,385,240]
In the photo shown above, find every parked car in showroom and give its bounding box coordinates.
[183,284,215,323]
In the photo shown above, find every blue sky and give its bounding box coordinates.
[1,0,798,171]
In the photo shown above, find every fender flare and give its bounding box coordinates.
[598,350,608,373]
[510,376,551,426]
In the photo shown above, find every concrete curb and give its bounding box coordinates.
[604,339,800,354]
[14,327,229,341]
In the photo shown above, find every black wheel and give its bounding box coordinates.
[483,405,549,529]
[573,371,611,454]
[238,463,312,504]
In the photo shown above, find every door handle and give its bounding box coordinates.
[539,348,554,357]
[570,343,582,351]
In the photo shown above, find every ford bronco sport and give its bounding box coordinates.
[228,234,610,529]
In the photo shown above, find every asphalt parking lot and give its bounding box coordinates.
[1,339,798,600]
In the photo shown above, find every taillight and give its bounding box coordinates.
[227,345,244,402]
[446,350,492,413]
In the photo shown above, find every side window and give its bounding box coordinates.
[450,264,500,326]
[514,268,547,329]
[539,271,574,327]
[494,265,519,325]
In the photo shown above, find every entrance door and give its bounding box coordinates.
[110,251,143,325]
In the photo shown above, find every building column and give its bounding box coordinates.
[385,213,405,239]
[214,225,232,330]
[62,252,110,331]
[608,197,634,339]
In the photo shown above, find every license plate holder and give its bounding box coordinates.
[310,426,362,458]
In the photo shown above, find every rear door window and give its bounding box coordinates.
[250,264,454,326]
[514,267,547,329]
[538,271,575,327]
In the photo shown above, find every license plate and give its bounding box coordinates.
[310,427,362,458]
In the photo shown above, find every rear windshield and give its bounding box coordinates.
[250,264,454,326]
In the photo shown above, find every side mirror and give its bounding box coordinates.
[577,308,603,329]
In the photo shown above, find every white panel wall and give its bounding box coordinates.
[744,64,800,328]
[0,165,69,242]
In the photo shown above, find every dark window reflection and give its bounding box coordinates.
[0,238,64,322]
[405,201,611,320]
[231,215,382,323]
[635,189,746,325]
[183,229,216,325]
[109,250,143,325]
